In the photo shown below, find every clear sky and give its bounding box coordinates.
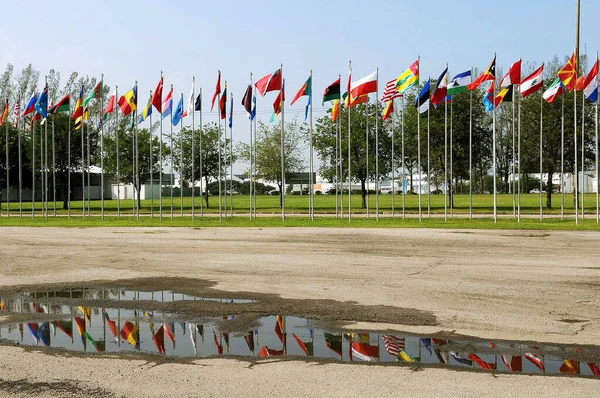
[1,0,598,172]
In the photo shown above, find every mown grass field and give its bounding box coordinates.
[0,193,598,230]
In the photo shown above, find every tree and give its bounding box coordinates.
[238,119,304,208]
[171,122,234,208]
[102,118,167,209]
[314,103,392,208]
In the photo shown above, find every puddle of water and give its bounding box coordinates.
[0,297,598,377]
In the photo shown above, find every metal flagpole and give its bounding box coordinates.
[52,114,56,216]
[5,105,9,217]
[32,118,36,218]
[253,92,257,218]
[512,78,516,218]
[401,95,405,219]
[116,85,120,219]
[427,97,430,217]
[17,101,22,218]
[135,82,140,221]
[417,80,422,222]
[581,91,585,219]
[249,74,253,220]
[391,99,395,218]
[81,104,85,218]
[366,103,369,218]
[199,87,203,217]
[575,47,579,224]
[469,68,473,220]
[338,82,343,218]
[596,81,599,223]
[540,88,544,221]
[191,79,195,220]
[67,101,71,218]
[450,96,453,218]
[100,74,104,220]
[561,94,565,219]
[180,93,184,217]
[218,81,223,221]
[348,60,352,221]
[170,84,174,219]
[492,52,498,223]
[518,92,522,222]
[45,97,49,219]
[280,66,286,222]
[229,92,233,217]
[336,100,340,218]
[375,67,379,221]
[150,90,154,218]
[444,76,448,221]
[310,70,314,221]
[158,76,163,220]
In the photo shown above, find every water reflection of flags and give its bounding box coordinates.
[275,315,284,343]
[196,325,204,343]
[27,322,39,343]
[324,333,342,358]
[212,329,223,354]
[120,321,139,347]
[32,302,45,313]
[499,355,522,372]
[189,323,197,354]
[74,316,87,347]
[351,340,379,362]
[78,306,91,324]
[103,311,118,341]
[524,352,545,371]
[383,335,405,357]
[257,346,284,357]
[53,320,73,338]
[397,350,415,362]
[420,338,432,354]
[588,362,600,376]
[468,353,497,370]
[153,325,166,354]
[165,323,176,346]
[292,333,314,356]
[222,333,230,353]
[559,359,579,374]
[449,352,473,366]
[244,331,255,352]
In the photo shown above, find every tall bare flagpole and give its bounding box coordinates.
[149,89,154,218]
[116,85,120,219]
[492,51,498,223]
[375,67,379,221]
[539,83,544,221]
[229,91,234,217]
[310,70,314,221]
[348,60,352,221]
[469,69,473,220]
[100,74,105,220]
[280,65,286,222]
[170,84,174,219]
[199,87,203,217]
[191,79,195,220]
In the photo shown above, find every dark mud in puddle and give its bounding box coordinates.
[0,281,599,378]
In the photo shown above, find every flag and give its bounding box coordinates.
[103,312,118,341]
[118,86,137,116]
[184,82,194,117]
[162,89,173,120]
[467,56,496,90]
[212,329,223,354]
[274,315,284,343]
[172,95,184,126]
[448,70,472,95]
[228,95,234,128]
[138,95,152,124]
[350,71,377,100]
[255,68,282,96]
[219,83,227,120]
[270,82,284,122]
[82,81,102,107]
[53,320,73,338]
[153,325,165,354]
[381,79,401,102]
[0,99,8,126]
[324,333,342,357]
[483,81,495,112]
[34,85,48,119]
[120,321,139,347]
[257,346,284,357]
[588,363,600,376]
[303,95,310,121]
[500,59,522,88]
[449,352,473,366]
[148,79,162,116]
[50,94,70,114]
[27,323,40,343]
[468,353,497,370]
[543,77,565,103]
[12,101,20,127]
[211,71,221,111]
[500,355,522,372]
[323,78,341,105]
[520,64,544,98]
[559,359,579,374]
[583,58,599,103]
[383,335,405,357]
[558,52,577,92]
[74,116,82,131]
[342,91,368,108]
[292,333,314,356]
[494,85,513,107]
[525,353,545,371]
[382,99,393,121]
[71,86,84,120]
[242,84,252,115]
[330,99,340,122]
[22,93,38,117]
[351,341,379,361]
[291,76,311,105]
[194,91,201,112]
[164,323,175,344]
[396,59,419,94]
[415,79,431,114]
[431,67,449,106]
[398,350,416,362]
[74,316,86,345]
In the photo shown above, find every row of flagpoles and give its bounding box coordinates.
[0,50,598,223]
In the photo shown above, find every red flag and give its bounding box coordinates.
[558,52,577,92]
[211,71,221,111]
[500,59,522,87]
[275,315,284,343]
[468,353,497,370]
[219,83,227,120]
[588,362,600,376]
[559,359,579,374]
[467,55,496,91]
[255,69,282,96]
[151,77,163,112]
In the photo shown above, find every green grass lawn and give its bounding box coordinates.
[0,193,599,230]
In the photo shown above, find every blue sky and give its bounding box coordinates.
[1,0,598,170]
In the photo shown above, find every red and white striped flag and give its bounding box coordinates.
[381,79,402,102]
[12,101,20,127]
[383,335,405,357]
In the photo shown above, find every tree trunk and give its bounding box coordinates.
[360,178,366,209]
[546,167,554,209]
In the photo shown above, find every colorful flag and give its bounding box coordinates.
[583,58,599,103]
[244,331,255,352]
[164,323,175,344]
[381,79,402,102]
[211,71,221,111]
[103,312,118,341]
[500,59,522,88]
[172,95,184,126]
[120,321,139,347]
[103,89,116,121]
[34,85,49,119]
[291,76,311,105]
[184,82,194,117]
[37,322,50,345]
[559,359,579,374]
[330,99,340,122]
[322,78,341,105]
[351,71,377,100]
[255,69,282,96]
[242,85,253,115]
[494,85,513,107]
[383,335,405,357]
[543,77,565,103]
[292,333,314,356]
[12,101,20,127]
[431,67,449,106]
[467,56,496,91]
[22,93,38,117]
[71,86,84,120]
[351,341,379,362]
[447,70,472,95]
[228,95,234,128]
[152,77,163,112]
[342,91,368,108]
[250,95,256,120]
[415,79,431,114]
[396,59,419,94]
[398,350,416,362]
[270,82,284,122]
[50,94,70,114]
[483,81,495,112]
[26,323,40,343]
[83,81,102,106]
[161,88,173,120]
[74,116,82,131]
[520,64,544,98]
[118,86,137,116]
[138,95,152,124]
[449,352,473,366]
[53,320,73,338]
[0,99,8,125]
[219,83,227,120]
[558,52,577,92]
[382,99,393,121]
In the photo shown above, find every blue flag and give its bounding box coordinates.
[250,95,256,121]
[194,92,201,111]
[172,96,184,126]
[35,85,48,119]
[228,95,233,128]
[304,95,311,121]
